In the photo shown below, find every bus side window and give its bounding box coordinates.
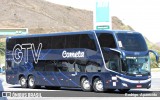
[104,51,120,72]
[65,35,80,48]
[34,61,45,71]
[52,36,65,49]
[74,64,80,72]
[85,61,100,72]
[39,37,52,49]
[7,39,16,50]
[98,33,116,48]
[56,62,68,72]
[45,61,54,71]
[79,34,97,51]
[29,37,40,48]
[108,60,118,71]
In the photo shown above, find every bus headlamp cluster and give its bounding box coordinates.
[122,83,128,87]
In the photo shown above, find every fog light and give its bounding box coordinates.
[122,83,128,87]
[148,83,151,87]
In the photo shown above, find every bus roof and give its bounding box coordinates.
[6,30,139,39]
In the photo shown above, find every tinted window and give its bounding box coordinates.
[98,33,116,48]
[65,35,80,48]
[45,61,56,71]
[116,33,147,51]
[85,64,100,72]
[79,34,97,51]
[39,36,52,49]
[103,51,120,72]
[28,37,40,48]
[52,36,65,49]
[34,61,45,71]
[7,39,16,50]
[57,62,68,72]
[16,38,28,44]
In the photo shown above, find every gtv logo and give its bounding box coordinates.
[12,43,42,64]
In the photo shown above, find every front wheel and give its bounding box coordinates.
[28,75,36,89]
[81,78,92,92]
[118,89,130,93]
[93,78,105,92]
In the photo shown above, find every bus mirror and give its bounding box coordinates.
[149,50,159,63]
[109,48,126,60]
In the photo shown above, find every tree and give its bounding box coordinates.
[0,42,5,56]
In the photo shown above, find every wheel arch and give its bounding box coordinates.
[80,75,89,84]
[19,74,25,80]
[27,74,34,80]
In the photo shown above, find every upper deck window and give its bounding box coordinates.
[116,33,147,51]
[97,33,116,48]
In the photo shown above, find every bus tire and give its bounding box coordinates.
[118,89,130,93]
[28,75,36,89]
[19,76,28,88]
[93,78,104,92]
[81,77,92,92]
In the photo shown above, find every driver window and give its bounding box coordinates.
[104,51,120,72]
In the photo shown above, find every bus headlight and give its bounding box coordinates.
[122,83,128,87]
[148,83,151,87]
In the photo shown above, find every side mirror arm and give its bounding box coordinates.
[149,50,159,63]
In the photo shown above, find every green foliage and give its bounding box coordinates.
[0,42,5,56]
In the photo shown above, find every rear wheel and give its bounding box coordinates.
[28,75,36,89]
[81,78,92,92]
[19,76,27,88]
[93,78,105,92]
[118,89,130,93]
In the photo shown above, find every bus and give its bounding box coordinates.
[5,30,159,92]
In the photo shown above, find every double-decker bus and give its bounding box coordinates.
[5,30,159,92]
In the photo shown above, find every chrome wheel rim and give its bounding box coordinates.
[83,79,90,90]
[29,77,34,87]
[95,80,103,91]
[20,78,26,86]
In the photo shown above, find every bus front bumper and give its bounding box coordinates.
[116,75,151,89]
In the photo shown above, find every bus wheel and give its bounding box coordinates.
[93,78,104,92]
[118,89,130,93]
[28,75,36,89]
[19,76,27,88]
[81,78,92,92]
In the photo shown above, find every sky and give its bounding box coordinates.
[45,0,160,43]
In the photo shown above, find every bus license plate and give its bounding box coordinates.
[136,85,142,88]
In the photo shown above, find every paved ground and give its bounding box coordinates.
[0,72,160,99]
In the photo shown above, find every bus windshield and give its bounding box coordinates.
[116,33,148,51]
[122,56,151,75]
